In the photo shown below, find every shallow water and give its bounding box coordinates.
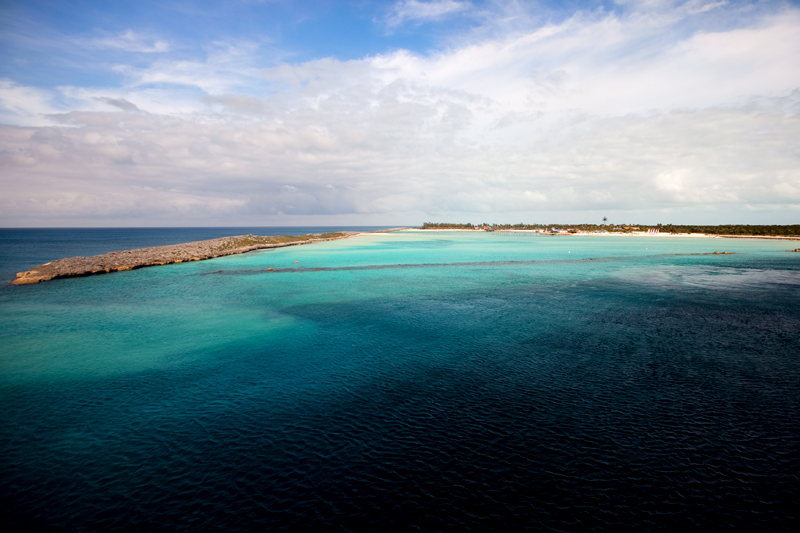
[1,230,799,530]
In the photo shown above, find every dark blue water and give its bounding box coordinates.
[1,230,798,530]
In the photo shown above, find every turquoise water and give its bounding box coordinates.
[1,230,799,529]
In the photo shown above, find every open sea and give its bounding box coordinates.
[1,228,799,531]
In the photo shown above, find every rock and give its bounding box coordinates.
[11,232,351,285]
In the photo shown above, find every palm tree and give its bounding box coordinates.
[602,216,607,225]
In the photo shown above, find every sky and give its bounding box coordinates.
[1,0,799,227]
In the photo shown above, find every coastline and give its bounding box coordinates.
[11,227,795,285]
[12,228,411,285]
[12,232,358,285]
[413,229,800,240]
[718,235,800,241]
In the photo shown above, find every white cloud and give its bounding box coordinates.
[0,80,66,126]
[112,41,264,94]
[89,30,169,53]
[2,85,797,225]
[687,1,728,15]
[387,0,469,28]
[1,2,799,225]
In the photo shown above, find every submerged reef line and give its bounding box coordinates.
[12,232,357,285]
[209,252,739,276]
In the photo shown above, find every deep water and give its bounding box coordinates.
[1,230,799,530]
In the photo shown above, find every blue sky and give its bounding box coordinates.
[1,0,799,226]
[2,1,621,88]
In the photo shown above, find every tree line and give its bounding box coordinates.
[420,222,800,236]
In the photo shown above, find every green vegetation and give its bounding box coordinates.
[421,222,475,229]
[658,225,800,236]
[420,223,800,236]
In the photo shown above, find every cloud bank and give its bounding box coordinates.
[1,1,799,226]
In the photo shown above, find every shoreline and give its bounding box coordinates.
[412,229,800,240]
[12,228,410,285]
[717,235,800,241]
[13,232,360,285]
[11,227,795,284]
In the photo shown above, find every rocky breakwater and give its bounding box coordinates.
[12,232,351,285]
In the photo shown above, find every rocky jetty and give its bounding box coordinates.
[12,232,352,285]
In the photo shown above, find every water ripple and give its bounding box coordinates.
[2,255,799,531]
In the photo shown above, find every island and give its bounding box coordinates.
[420,222,800,238]
[12,232,354,285]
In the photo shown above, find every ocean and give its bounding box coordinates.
[1,228,798,530]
